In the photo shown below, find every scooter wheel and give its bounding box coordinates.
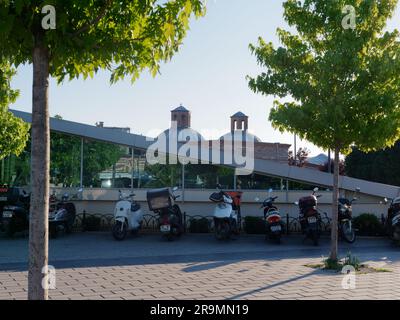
[112,221,127,241]
[341,224,356,244]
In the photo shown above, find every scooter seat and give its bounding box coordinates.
[131,203,141,212]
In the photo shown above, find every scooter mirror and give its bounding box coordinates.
[173,186,178,192]
[384,198,388,204]
[313,187,319,193]
[268,188,273,193]
[294,201,299,205]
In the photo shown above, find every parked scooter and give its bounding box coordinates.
[112,190,143,241]
[0,186,30,236]
[296,187,322,246]
[385,196,400,242]
[147,187,183,241]
[209,185,242,240]
[256,188,284,244]
[337,187,360,243]
[49,189,81,238]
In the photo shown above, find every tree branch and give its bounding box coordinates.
[72,0,114,37]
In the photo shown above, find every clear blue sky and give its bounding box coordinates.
[10,0,400,156]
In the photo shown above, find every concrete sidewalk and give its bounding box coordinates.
[0,233,399,300]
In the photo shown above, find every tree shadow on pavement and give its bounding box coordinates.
[227,268,325,300]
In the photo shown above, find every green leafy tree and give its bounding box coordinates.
[0,0,205,299]
[345,142,400,186]
[248,0,400,261]
[82,139,123,187]
[0,60,29,161]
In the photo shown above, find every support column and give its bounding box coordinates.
[80,138,84,188]
[131,148,134,191]
[181,164,185,203]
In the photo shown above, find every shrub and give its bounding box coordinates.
[189,218,210,233]
[353,213,384,236]
[343,252,361,271]
[83,215,101,231]
[244,216,265,234]
[323,252,361,271]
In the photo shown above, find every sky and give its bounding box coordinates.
[9,0,400,156]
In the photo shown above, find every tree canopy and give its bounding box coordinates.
[248,0,400,154]
[0,60,29,160]
[0,0,205,82]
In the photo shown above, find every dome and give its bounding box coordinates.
[162,127,204,143]
[219,130,261,143]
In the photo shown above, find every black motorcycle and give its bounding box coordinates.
[297,187,322,246]
[257,188,284,244]
[337,188,359,243]
[147,187,183,241]
[0,186,30,237]
[386,197,400,242]
[48,189,81,238]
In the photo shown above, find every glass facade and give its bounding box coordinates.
[0,132,320,191]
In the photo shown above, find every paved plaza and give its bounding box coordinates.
[1,233,400,300]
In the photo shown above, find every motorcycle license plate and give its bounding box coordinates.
[308,216,317,224]
[0,197,7,202]
[160,225,171,232]
[270,225,281,232]
[2,211,13,218]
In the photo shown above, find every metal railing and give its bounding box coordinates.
[73,211,334,235]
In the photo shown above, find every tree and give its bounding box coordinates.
[0,0,205,299]
[50,132,124,187]
[288,147,310,167]
[320,159,346,176]
[345,142,400,186]
[248,0,400,261]
[0,60,29,161]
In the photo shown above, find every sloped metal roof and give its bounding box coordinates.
[11,109,400,198]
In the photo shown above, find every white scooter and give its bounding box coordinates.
[209,184,242,240]
[112,190,143,241]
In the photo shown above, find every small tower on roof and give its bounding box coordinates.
[231,111,248,132]
[171,104,191,129]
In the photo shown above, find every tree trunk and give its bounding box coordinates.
[329,146,340,261]
[28,42,50,300]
